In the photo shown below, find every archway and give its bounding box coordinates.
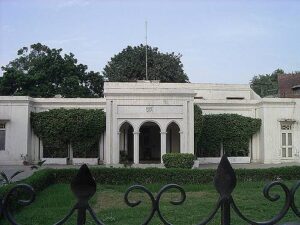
[139,121,161,163]
[166,122,180,153]
[119,122,134,163]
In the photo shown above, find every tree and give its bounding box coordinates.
[0,43,104,97]
[250,69,284,97]
[103,45,189,82]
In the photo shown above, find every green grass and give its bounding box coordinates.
[1,181,300,225]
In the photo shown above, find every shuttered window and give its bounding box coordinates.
[0,124,5,151]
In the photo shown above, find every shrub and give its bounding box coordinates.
[53,166,300,185]
[198,114,261,157]
[162,153,196,169]
[194,105,203,154]
[0,169,55,198]
[54,167,215,184]
[31,109,106,157]
[0,169,55,214]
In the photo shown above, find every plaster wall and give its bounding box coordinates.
[0,97,30,165]
[258,99,300,164]
[104,82,195,164]
[0,82,299,166]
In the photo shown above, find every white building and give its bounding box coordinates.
[0,81,299,165]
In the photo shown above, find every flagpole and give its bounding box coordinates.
[145,20,148,80]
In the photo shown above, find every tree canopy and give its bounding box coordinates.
[250,69,284,97]
[0,43,104,97]
[103,45,189,82]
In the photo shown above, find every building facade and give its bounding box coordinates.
[0,81,299,165]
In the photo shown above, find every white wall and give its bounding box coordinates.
[104,82,195,164]
[0,97,31,165]
[258,99,300,164]
[0,97,106,165]
[0,82,299,165]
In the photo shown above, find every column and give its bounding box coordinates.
[68,143,73,165]
[113,132,120,164]
[39,139,43,160]
[160,131,167,163]
[180,131,184,153]
[31,134,40,163]
[124,129,128,153]
[133,132,140,164]
[99,133,104,162]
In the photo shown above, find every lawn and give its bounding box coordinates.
[1,181,300,225]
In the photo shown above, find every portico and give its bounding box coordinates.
[104,81,195,165]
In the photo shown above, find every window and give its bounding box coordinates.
[281,123,293,158]
[226,97,245,100]
[0,123,5,151]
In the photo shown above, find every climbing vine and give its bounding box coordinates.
[194,105,203,154]
[195,113,261,157]
[31,109,106,158]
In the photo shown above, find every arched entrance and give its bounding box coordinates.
[139,122,161,163]
[119,122,134,163]
[166,122,181,153]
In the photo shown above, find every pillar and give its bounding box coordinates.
[31,133,40,163]
[113,132,120,164]
[99,133,104,162]
[180,131,184,153]
[39,139,43,160]
[68,143,73,165]
[124,129,128,153]
[161,131,167,163]
[133,132,140,164]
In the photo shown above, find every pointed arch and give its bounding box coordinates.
[166,121,181,153]
[139,121,161,163]
[119,121,134,163]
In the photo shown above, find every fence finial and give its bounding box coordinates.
[214,155,237,198]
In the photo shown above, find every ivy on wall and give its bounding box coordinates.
[194,105,203,154]
[31,107,260,158]
[195,113,261,157]
[31,109,106,158]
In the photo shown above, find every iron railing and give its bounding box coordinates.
[0,155,300,225]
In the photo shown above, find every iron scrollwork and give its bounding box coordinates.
[0,155,300,225]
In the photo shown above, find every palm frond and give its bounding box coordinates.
[31,165,38,170]
[37,160,46,167]
[10,170,24,180]
[0,171,9,184]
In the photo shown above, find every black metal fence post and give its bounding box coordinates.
[221,198,231,225]
[77,207,86,225]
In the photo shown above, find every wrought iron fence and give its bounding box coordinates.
[1,155,300,225]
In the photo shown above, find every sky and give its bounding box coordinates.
[0,0,300,84]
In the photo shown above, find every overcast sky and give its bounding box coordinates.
[0,0,299,84]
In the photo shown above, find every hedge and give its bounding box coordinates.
[198,114,261,157]
[194,105,203,153]
[2,166,300,200]
[0,169,55,215]
[53,166,300,185]
[31,109,106,157]
[162,153,195,169]
[2,167,300,193]
[0,169,55,198]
